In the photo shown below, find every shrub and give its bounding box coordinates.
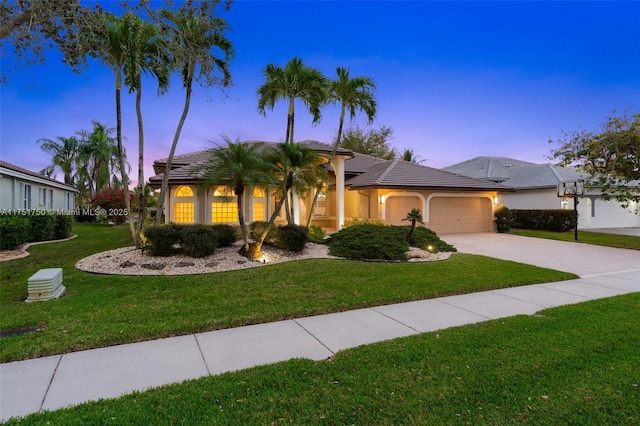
[90,187,132,224]
[342,217,388,228]
[308,225,326,243]
[329,224,456,260]
[272,225,309,252]
[329,224,409,260]
[403,226,457,253]
[53,215,74,240]
[511,209,576,232]
[29,213,56,242]
[179,225,218,258]
[210,224,238,247]
[0,216,31,250]
[144,224,182,256]
[494,205,513,233]
[249,221,274,242]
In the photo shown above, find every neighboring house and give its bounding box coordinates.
[0,160,78,212]
[444,156,640,229]
[149,141,511,234]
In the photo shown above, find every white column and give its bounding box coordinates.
[333,156,345,229]
[292,192,301,225]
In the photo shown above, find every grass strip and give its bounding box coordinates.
[8,293,639,425]
[510,228,640,250]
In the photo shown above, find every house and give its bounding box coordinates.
[0,160,78,212]
[149,141,512,234]
[444,156,640,229]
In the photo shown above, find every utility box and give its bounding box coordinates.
[26,268,65,302]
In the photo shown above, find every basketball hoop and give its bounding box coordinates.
[557,181,584,198]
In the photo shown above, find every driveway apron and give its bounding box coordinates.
[442,232,640,276]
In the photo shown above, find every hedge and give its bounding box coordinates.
[143,224,239,257]
[0,212,73,250]
[511,209,576,232]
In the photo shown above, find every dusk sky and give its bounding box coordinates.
[1,1,639,188]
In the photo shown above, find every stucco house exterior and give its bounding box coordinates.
[444,156,640,229]
[149,141,511,234]
[0,161,78,212]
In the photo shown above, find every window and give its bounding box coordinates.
[212,186,237,223]
[173,186,195,223]
[20,183,32,209]
[40,188,53,209]
[252,187,266,222]
[314,191,327,216]
[66,193,75,210]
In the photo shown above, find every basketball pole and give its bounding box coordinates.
[574,195,579,241]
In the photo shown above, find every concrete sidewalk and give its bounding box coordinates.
[1,269,638,422]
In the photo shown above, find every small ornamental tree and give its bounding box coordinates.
[90,187,132,224]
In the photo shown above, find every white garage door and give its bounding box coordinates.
[429,197,492,234]
[385,196,421,225]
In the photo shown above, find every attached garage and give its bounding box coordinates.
[429,197,493,234]
[385,196,421,225]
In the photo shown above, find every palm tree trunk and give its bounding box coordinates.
[115,72,140,247]
[236,190,249,252]
[286,97,295,144]
[246,191,287,259]
[136,80,147,232]
[156,71,194,226]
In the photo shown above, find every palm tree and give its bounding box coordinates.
[249,143,327,258]
[307,66,376,225]
[37,135,80,185]
[401,148,425,164]
[154,5,234,226]
[76,121,121,199]
[257,57,327,145]
[121,16,171,231]
[92,12,140,245]
[198,138,275,254]
[402,208,424,242]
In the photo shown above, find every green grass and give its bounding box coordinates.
[510,228,640,250]
[0,224,576,363]
[8,294,639,425]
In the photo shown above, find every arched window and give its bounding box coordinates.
[252,187,266,222]
[173,185,195,223]
[211,186,238,223]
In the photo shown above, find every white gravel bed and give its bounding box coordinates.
[75,242,453,276]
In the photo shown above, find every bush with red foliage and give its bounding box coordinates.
[90,187,132,224]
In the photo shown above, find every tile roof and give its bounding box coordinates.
[150,140,355,186]
[347,159,512,191]
[0,160,79,192]
[444,156,586,189]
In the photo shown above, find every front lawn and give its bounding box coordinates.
[9,293,639,425]
[1,224,576,363]
[509,228,640,250]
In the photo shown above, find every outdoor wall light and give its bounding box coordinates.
[493,196,499,205]
[379,194,386,204]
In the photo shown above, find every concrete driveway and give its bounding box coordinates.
[442,233,640,276]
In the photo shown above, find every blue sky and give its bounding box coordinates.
[1,0,639,187]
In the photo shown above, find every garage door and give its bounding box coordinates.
[429,197,492,234]
[385,196,421,225]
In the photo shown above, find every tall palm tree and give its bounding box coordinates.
[402,208,424,242]
[154,6,234,226]
[257,57,327,145]
[307,66,376,225]
[198,138,275,254]
[121,16,171,231]
[37,135,80,185]
[93,12,139,245]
